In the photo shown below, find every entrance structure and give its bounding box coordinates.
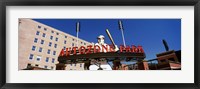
[56,29,146,70]
[56,50,146,70]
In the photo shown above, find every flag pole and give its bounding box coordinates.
[119,20,126,47]
[121,28,126,47]
[76,22,80,47]
[77,31,79,47]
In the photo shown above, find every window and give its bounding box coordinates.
[36,31,40,35]
[52,58,55,63]
[38,26,41,29]
[70,64,72,66]
[80,64,82,67]
[46,57,49,62]
[27,64,31,66]
[27,64,31,68]
[55,37,58,41]
[51,31,54,33]
[34,38,38,43]
[32,46,36,51]
[36,56,41,61]
[29,54,33,60]
[41,40,44,44]
[51,66,54,69]
[74,64,76,66]
[49,42,52,47]
[44,66,48,69]
[50,36,53,40]
[72,39,74,41]
[44,28,47,31]
[42,33,46,37]
[72,43,74,47]
[35,64,39,67]
[47,49,51,54]
[54,44,57,48]
[65,36,67,38]
[84,43,86,45]
[56,32,59,35]
[39,47,42,52]
[64,40,67,44]
[53,51,56,55]
[63,46,66,50]
[81,42,83,44]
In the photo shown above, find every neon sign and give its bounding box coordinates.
[59,45,144,56]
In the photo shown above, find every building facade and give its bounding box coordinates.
[19,19,92,70]
[65,63,85,70]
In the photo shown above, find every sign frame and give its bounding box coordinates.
[0,0,199,89]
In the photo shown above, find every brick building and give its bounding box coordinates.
[19,19,91,70]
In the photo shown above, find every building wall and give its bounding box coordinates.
[65,63,85,70]
[19,19,92,70]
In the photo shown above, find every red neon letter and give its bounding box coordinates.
[59,49,64,56]
[72,47,78,55]
[94,45,100,53]
[79,46,86,54]
[102,45,109,52]
[135,47,139,53]
[125,46,131,52]
[120,45,125,53]
[109,44,115,52]
[65,48,71,56]
[131,45,136,53]
[86,45,92,54]
[137,45,144,53]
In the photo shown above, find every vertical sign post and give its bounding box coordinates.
[118,20,126,47]
[76,22,80,47]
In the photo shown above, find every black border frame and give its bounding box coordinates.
[0,0,200,89]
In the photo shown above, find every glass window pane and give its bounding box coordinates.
[46,57,49,62]
[50,36,53,40]
[52,58,55,63]
[39,47,42,52]
[42,33,46,37]
[34,38,38,43]
[41,40,44,44]
[44,28,47,31]
[47,49,51,54]
[49,42,52,47]
[36,56,41,61]
[29,54,33,60]
[36,31,40,35]
[54,44,57,48]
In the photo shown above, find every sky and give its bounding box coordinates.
[33,19,181,60]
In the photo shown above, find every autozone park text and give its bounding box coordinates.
[59,45,144,56]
